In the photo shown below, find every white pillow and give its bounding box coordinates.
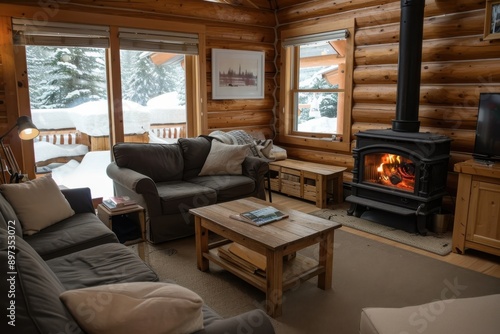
[0,175,75,235]
[199,140,250,176]
[59,282,204,334]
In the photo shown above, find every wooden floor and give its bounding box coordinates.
[270,192,500,279]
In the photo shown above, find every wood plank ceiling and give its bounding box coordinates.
[202,0,311,10]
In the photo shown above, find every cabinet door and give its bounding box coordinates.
[466,180,500,249]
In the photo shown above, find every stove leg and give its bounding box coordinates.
[347,203,366,217]
[417,215,428,235]
[347,203,357,216]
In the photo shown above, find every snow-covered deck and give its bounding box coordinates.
[33,94,187,199]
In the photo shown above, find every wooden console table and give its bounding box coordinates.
[452,160,500,256]
[268,159,346,208]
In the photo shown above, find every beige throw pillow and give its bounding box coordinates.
[0,175,75,235]
[60,282,204,334]
[199,140,250,176]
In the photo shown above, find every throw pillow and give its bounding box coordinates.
[199,140,250,176]
[0,175,75,235]
[59,282,204,334]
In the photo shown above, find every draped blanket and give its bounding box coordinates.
[208,130,287,161]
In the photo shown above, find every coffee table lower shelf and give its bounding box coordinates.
[205,247,323,292]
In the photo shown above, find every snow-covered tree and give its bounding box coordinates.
[27,46,106,108]
[121,50,185,106]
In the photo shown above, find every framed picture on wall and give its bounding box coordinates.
[211,49,265,100]
[484,0,500,40]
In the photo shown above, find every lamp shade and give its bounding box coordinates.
[16,116,39,140]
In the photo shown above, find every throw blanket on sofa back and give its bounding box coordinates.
[209,130,287,161]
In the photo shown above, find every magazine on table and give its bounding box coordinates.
[230,206,288,226]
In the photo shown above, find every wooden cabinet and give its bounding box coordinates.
[268,159,345,208]
[452,160,500,256]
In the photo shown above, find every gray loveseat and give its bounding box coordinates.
[0,185,275,334]
[106,136,269,244]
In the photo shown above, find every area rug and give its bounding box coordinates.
[310,205,452,256]
[144,231,500,334]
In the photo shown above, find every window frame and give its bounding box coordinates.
[3,5,207,170]
[279,18,354,153]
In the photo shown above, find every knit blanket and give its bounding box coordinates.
[208,130,287,160]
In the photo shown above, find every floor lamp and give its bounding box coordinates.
[0,116,40,183]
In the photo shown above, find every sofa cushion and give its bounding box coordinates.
[24,212,119,260]
[113,142,184,182]
[187,175,256,202]
[199,140,251,176]
[178,136,212,180]
[47,243,158,289]
[0,193,23,237]
[60,282,204,334]
[0,175,75,235]
[0,228,81,333]
[157,181,217,215]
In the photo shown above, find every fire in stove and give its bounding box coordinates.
[364,153,415,192]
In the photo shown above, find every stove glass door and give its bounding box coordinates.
[362,153,416,192]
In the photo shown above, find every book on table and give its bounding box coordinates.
[230,206,288,226]
[217,243,266,276]
[102,196,137,211]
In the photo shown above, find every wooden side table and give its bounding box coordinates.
[97,204,146,260]
[269,159,346,208]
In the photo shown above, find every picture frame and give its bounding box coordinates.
[484,0,500,40]
[211,49,265,100]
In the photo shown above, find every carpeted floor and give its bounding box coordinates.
[143,229,500,334]
[310,204,453,255]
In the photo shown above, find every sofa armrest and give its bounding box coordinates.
[107,162,165,218]
[61,187,94,214]
[197,309,275,334]
[106,162,158,196]
[242,156,269,200]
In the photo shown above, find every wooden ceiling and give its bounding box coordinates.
[202,0,311,11]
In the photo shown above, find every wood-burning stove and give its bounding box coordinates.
[346,0,452,234]
[347,130,451,234]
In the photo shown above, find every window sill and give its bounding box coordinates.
[278,134,351,153]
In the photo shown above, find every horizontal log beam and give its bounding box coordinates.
[352,104,478,130]
[207,110,273,128]
[354,60,500,85]
[353,84,500,106]
[356,35,500,66]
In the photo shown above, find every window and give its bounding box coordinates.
[280,19,354,151]
[12,19,201,198]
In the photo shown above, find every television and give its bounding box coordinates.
[472,93,500,164]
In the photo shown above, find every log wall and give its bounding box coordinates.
[276,0,500,202]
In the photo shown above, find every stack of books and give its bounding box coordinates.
[102,196,138,212]
[218,242,266,277]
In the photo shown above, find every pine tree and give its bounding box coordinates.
[27,46,106,108]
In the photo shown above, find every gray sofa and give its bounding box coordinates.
[0,186,275,334]
[106,136,269,243]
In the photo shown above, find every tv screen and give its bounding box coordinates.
[473,93,500,163]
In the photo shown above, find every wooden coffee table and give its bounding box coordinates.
[189,197,341,317]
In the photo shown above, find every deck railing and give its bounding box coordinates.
[150,123,186,140]
[36,123,187,148]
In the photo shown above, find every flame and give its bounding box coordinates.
[367,153,415,192]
